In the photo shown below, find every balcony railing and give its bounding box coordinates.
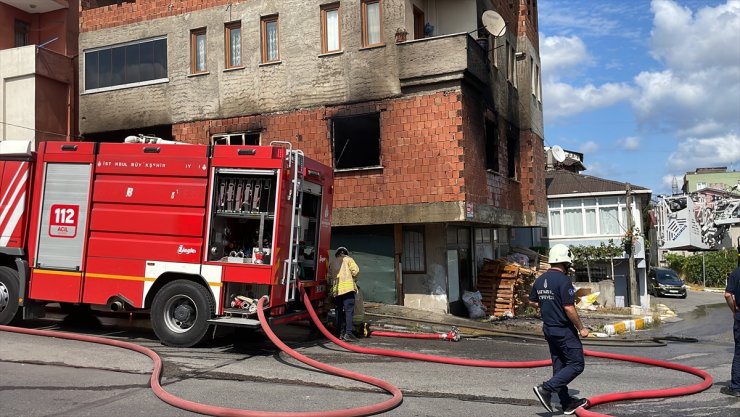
[397,33,488,89]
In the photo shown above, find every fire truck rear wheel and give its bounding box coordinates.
[0,266,21,325]
[151,280,215,348]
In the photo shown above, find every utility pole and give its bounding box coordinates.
[626,183,638,307]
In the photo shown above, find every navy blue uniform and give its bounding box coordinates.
[726,266,740,392]
[529,269,585,405]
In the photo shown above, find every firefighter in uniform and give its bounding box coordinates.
[722,265,740,397]
[328,247,360,342]
[529,244,589,414]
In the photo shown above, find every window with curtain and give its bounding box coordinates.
[548,197,629,237]
[14,20,30,47]
[261,16,279,62]
[225,22,241,68]
[362,0,382,47]
[321,3,341,53]
[190,28,207,73]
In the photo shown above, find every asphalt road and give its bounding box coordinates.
[1,290,738,417]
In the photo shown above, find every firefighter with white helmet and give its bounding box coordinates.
[529,244,589,414]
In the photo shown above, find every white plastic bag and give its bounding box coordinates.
[462,290,487,319]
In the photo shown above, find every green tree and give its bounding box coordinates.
[569,240,623,282]
[663,249,736,287]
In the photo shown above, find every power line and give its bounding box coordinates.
[0,121,83,140]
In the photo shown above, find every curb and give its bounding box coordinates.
[603,316,653,336]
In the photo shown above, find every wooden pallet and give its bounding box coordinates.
[477,258,539,317]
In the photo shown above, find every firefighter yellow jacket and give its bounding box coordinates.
[328,255,359,297]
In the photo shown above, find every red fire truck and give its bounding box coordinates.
[0,139,333,347]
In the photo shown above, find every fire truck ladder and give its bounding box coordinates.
[283,149,305,303]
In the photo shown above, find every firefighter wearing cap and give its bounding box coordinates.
[328,247,360,342]
[529,244,589,415]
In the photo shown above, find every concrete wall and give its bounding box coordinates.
[0,46,36,143]
[403,222,449,313]
[79,0,410,133]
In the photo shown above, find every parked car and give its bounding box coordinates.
[648,268,687,298]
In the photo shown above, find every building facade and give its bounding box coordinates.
[0,0,78,146]
[78,0,546,314]
[682,167,740,194]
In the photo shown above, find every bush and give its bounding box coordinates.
[664,249,736,287]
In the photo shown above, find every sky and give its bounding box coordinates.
[537,0,740,196]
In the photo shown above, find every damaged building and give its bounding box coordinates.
[78,0,546,315]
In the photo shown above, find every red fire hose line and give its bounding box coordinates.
[0,297,403,417]
[299,288,714,416]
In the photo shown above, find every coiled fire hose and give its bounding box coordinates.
[297,284,714,416]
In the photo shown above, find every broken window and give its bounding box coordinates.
[485,119,499,172]
[211,132,260,146]
[332,113,381,170]
[402,226,425,273]
[506,124,519,178]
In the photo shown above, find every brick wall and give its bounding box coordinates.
[81,0,238,32]
[173,91,466,210]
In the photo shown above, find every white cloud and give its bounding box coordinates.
[540,35,591,78]
[666,134,740,172]
[540,33,635,122]
[579,140,599,154]
[619,136,640,151]
[633,1,740,137]
[544,80,635,121]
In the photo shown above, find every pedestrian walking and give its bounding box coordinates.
[528,244,589,414]
[328,246,360,342]
[722,265,740,398]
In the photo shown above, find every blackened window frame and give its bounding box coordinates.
[485,119,499,172]
[83,37,168,93]
[14,20,30,47]
[331,113,382,171]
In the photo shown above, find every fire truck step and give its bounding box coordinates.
[207,317,261,328]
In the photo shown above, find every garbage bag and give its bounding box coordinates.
[462,290,487,319]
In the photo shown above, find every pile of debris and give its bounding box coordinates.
[477,258,541,317]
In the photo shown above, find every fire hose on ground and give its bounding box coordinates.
[298,285,714,416]
[0,285,715,417]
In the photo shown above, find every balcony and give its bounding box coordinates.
[0,0,68,13]
[397,33,488,90]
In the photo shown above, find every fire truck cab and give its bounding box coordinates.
[0,140,333,347]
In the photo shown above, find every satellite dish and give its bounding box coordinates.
[482,10,507,37]
[551,145,566,163]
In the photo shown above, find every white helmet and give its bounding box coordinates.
[549,244,572,264]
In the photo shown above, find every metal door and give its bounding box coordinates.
[36,163,92,270]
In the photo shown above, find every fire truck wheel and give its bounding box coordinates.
[151,280,215,348]
[0,266,21,325]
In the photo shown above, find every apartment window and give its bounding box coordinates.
[485,119,499,172]
[536,64,542,101]
[413,6,425,39]
[548,197,633,238]
[696,182,707,191]
[84,37,168,92]
[506,124,519,178]
[402,226,425,273]
[332,113,381,170]
[190,28,207,73]
[530,58,535,94]
[225,22,242,68]
[211,132,260,146]
[261,15,280,63]
[321,3,342,53]
[14,20,30,47]
[361,0,383,47]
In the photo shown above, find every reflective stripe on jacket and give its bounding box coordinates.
[329,255,359,297]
